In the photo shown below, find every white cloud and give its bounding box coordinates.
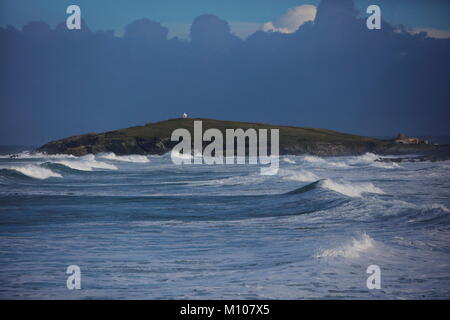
[263,5,317,34]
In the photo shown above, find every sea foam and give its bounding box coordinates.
[302,155,349,168]
[52,155,117,171]
[321,179,384,197]
[315,233,376,258]
[0,151,76,159]
[371,161,401,169]
[282,157,296,164]
[98,153,149,163]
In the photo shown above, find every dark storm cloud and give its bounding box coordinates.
[0,0,449,145]
[124,18,168,42]
[190,14,241,51]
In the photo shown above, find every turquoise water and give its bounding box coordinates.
[0,150,449,299]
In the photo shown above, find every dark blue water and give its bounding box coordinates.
[0,150,449,299]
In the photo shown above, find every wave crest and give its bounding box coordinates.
[302,155,349,168]
[0,165,62,179]
[282,169,319,182]
[285,179,384,197]
[98,153,149,163]
[321,179,384,197]
[51,155,117,171]
[371,161,401,169]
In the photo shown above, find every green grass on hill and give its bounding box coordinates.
[101,118,381,145]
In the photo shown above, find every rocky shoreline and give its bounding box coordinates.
[376,146,450,163]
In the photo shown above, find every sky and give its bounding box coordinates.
[1,0,450,39]
[0,0,450,145]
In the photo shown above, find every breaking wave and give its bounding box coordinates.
[348,152,380,165]
[315,233,376,258]
[170,150,193,161]
[0,164,62,179]
[430,204,450,213]
[50,155,117,171]
[302,155,349,168]
[371,161,401,169]
[98,153,149,163]
[286,179,384,198]
[321,179,384,197]
[301,153,388,169]
[281,169,319,182]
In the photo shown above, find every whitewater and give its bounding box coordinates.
[0,149,449,299]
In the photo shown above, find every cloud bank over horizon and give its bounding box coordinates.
[263,5,317,34]
[0,0,449,145]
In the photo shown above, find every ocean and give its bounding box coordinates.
[0,148,449,299]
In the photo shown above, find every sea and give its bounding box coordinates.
[0,147,449,299]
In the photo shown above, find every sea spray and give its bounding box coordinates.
[315,233,377,258]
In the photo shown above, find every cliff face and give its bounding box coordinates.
[37,118,437,157]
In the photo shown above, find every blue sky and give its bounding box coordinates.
[1,0,450,38]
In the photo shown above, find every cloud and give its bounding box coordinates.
[408,27,450,39]
[263,5,317,34]
[1,0,450,145]
[163,22,191,39]
[143,21,260,40]
[124,18,168,42]
[190,14,241,51]
[229,21,261,39]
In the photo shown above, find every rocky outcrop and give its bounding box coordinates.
[37,118,447,158]
[38,133,176,156]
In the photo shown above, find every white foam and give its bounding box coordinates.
[371,161,401,169]
[429,204,450,213]
[98,152,149,163]
[348,152,380,165]
[281,169,319,182]
[0,151,76,159]
[303,155,324,164]
[315,233,376,258]
[327,161,350,168]
[282,157,296,164]
[52,155,117,171]
[321,179,384,197]
[171,150,193,161]
[302,155,349,168]
[2,164,62,179]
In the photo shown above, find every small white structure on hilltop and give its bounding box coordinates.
[182,113,188,119]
